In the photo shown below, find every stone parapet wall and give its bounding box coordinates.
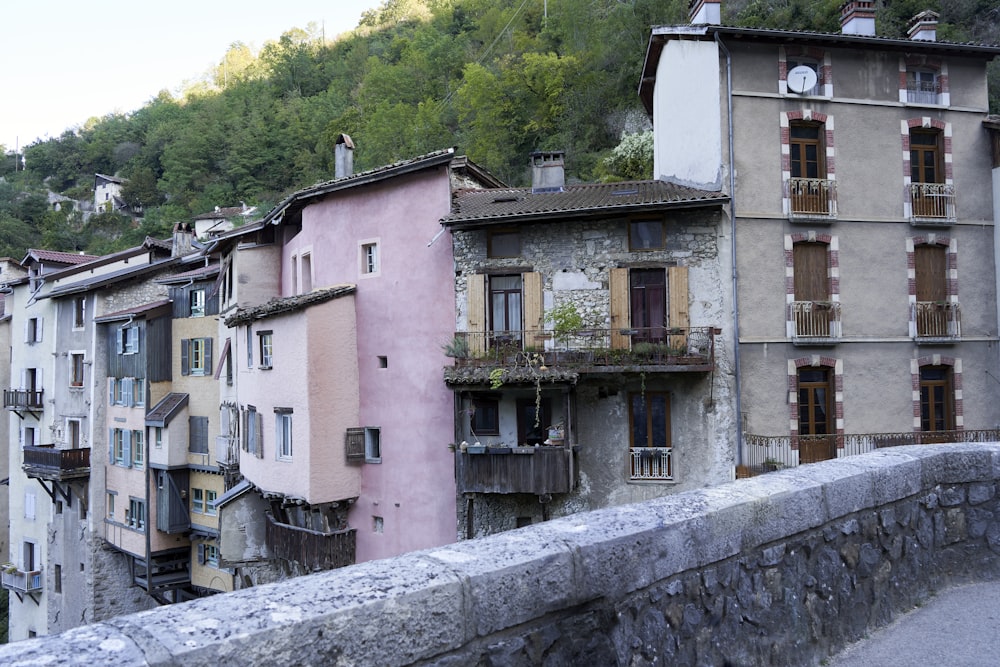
[4,444,1000,665]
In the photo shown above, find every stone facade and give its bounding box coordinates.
[3,444,999,666]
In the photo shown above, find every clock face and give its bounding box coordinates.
[787,65,818,94]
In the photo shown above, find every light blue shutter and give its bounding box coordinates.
[204,338,213,376]
[123,430,132,468]
[116,327,123,354]
[109,378,115,404]
[109,429,114,463]
[181,339,190,375]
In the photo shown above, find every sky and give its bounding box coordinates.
[0,0,384,152]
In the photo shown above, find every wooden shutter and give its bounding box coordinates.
[181,339,190,376]
[467,274,486,356]
[522,271,544,349]
[793,243,828,301]
[915,245,946,301]
[204,338,213,375]
[255,411,264,458]
[345,427,366,462]
[668,266,689,351]
[609,268,630,350]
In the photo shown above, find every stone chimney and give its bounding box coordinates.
[689,0,721,25]
[907,10,939,42]
[172,222,193,257]
[335,133,355,179]
[530,151,565,193]
[840,0,876,36]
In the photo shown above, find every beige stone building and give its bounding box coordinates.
[642,0,1000,472]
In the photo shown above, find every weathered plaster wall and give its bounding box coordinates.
[6,444,1000,665]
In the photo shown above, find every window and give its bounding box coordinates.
[111,378,125,405]
[73,296,86,329]
[132,378,145,406]
[629,220,665,251]
[244,405,263,458]
[276,410,293,459]
[792,242,834,338]
[189,288,206,317]
[907,69,939,104]
[112,429,126,466]
[910,129,942,186]
[25,317,42,343]
[107,492,116,520]
[920,366,954,432]
[206,490,217,516]
[70,353,85,387]
[365,426,381,463]
[154,427,163,449]
[127,498,146,530]
[908,128,953,220]
[131,430,144,467]
[204,543,219,567]
[258,331,273,369]
[794,366,839,464]
[67,419,81,448]
[301,253,313,293]
[189,416,209,454]
[54,564,62,594]
[118,325,139,354]
[488,229,520,257]
[517,397,551,446]
[182,338,213,376]
[630,269,666,343]
[362,242,379,275]
[192,488,204,514]
[628,392,672,481]
[471,397,500,436]
[489,275,522,336]
[246,327,254,368]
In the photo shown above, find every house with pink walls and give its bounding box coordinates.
[215,141,503,582]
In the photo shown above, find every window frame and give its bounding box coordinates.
[627,391,673,482]
[361,241,380,276]
[189,288,206,317]
[127,497,146,531]
[70,352,85,387]
[471,397,500,437]
[258,331,273,369]
[73,296,86,329]
[192,488,205,514]
[206,489,218,516]
[275,409,293,460]
[487,229,521,258]
[365,426,381,463]
[131,430,144,468]
[628,219,666,252]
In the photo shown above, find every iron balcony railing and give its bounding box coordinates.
[1,567,43,595]
[265,512,356,572]
[629,447,673,482]
[790,301,841,341]
[738,429,1000,477]
[450,327,716,371]
[22,445,90,481]
[913,301,961,339]
[907,81,940,105]
[4,389,44,410]
[909,183,956,223]
[788,178,837,219]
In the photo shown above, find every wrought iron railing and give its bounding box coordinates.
[907,82,939,105]
[4,389,43,410]
[450,327,716,370]
[629,447,673,481]
[909,183,956,222]
[788,178,836,218]
[913,301,961,339]
[1,567,43,594]
[265,513,356,571]
[738,429,1000,477]
[790,301,841,340]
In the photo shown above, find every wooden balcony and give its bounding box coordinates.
[22,445,90,481]
[445,327,715,384]
[790,301,841,344]
[787,178,836,221]
[738,429,1000,477]
[913,301,961,341]
[1,567,42,595]
[4,389,43,411]
[265,513,356,571]
[909,183,956,224]
[456,445,578,495]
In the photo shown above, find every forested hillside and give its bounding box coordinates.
[0,0,996,258]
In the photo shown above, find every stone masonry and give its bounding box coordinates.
[3,443,999,665]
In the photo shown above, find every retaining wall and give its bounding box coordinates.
[4,444,1000,666]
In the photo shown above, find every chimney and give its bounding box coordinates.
[335,133,355,179]
[689,0,721,25]
[530,151,565,193]
[172,222,193,257]
[907,10,939,42]
[840,0,876,36]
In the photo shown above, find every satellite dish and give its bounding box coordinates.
[787,65,818,94]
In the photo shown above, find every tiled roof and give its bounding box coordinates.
[44,257,182,300]
[24,249,99,266]
[156,262,219,284]
[224,284,357,327]
[93,299,172,323]
[442,180,727,227]
[145,393,189,427]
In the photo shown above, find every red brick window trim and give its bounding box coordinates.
[788,356,844,450]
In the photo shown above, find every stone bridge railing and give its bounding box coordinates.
[4,444,1000,666]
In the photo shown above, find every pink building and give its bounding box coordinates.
[217,144,502,578]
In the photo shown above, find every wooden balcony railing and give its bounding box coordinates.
[265,513,356,571]
[448,327,715,374]
[1,567,43,594]
[4,389,43,410]
[738,429,1000,477]
[457,445,578,494]
[909,183,956,223]
[22,445,90,481]
[215,435,239,467]
[630,447,673,481]
[788,178,836,219]
[913,301,961,339]
[790,301,841,341]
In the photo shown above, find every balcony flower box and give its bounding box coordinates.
[489,447,512,454]
[466,445,487,454]
[512,446,536,455]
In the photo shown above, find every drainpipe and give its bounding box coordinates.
[716,32,744,471]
